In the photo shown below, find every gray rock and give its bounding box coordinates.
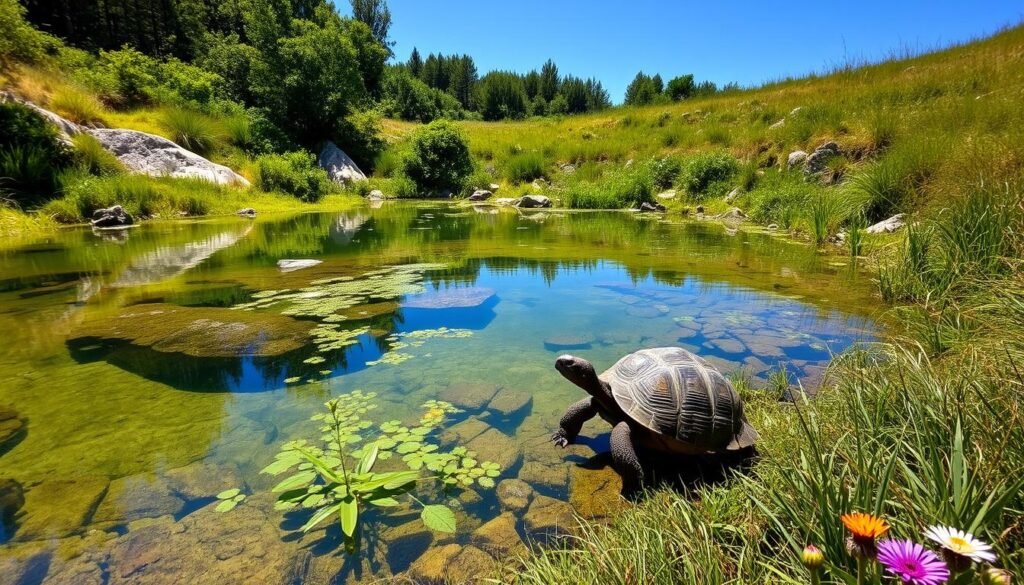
[769,118,785,129]
[468,190,492,202]
[639,201,666,213]
[515,195,551,209]
[488,183,500,192]
[496,478,534,513]
[317,140,366,185]
[787,151,808,169]
[235,208,256,218]
[90,205,134,228]
[276,259,322,273]
[805,141,841,176]
[866,213,906,234]
[725,187,741,203]
[790,106,804,116]
[0,91,81,139]
[718,207,747,220]
[89,129,250,186]
[367,189,385,200]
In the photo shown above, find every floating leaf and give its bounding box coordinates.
[215,499,238,513]
[477,477,495,489]
[420,505,456,533]
[272,470,317,493]
[396,441,422,454]
[368,497,401,507]
[216,488,241,500]
[301,502,341,533]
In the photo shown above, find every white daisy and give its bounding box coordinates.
[924,525,997,563]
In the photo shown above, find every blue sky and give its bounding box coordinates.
[339,1,1023,103]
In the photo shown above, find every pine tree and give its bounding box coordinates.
[408,47,422,77]
[539,59,559,102]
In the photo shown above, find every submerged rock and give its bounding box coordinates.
[466,428,522,472]
[276,259,322,273]
[0,405,26,447]
[438,383,500,412]
[92,475,185,525]
[163,461,244,501]
[866,213,906,234]
[235,207,256,218]
[70,303,310,358]
[439,417,491,445]
[403,286,495,309]
[0,478,24,541]
[487,388,532,420]
[523,495,576,543]
[88,128,249,186]
[495,478,534,513]
[518,461,569,492]
[318,141,366,184]
[569,464,626,520]
[13,477,109,541]
[543,335,594,351]
[471,512,526,557]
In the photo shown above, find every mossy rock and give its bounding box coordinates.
[0,478,24,541]
[466,428,522,472]
[405,543,461,584]
[13,477,109,541]
[71,303,311,358]
[569,464,626,520]
[0,405,26,447]
[495,479,534,513]
[518,461,569,492]
[92,474,185,525]
[486,389,532,420]
[522,495,576,544]
[439,417,491,445]
[471,512,526,557]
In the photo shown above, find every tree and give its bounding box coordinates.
[539,59,560,102]
[349,0,392,55]
[624,71,658,106]
[408,47,422,77]
[651,73,664,94]
[523,70,540,100]
[665,74,695,101]
[585,78,611,111]
[559,76,589,114]
[477,71,528,121]
[447,55,477,110]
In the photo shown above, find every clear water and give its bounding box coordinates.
[0,204,877,583]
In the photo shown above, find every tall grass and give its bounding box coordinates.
[159,107,223,155]
[43,173,215,221]
[562,166,654,209]
[70,133,122,176]
[48,87,107,126]
[0,145,61,206]
[505,151,548,184]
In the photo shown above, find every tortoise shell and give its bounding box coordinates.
[601,347,757,452]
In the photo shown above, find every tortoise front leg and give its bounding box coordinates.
[610,421,644,499]
[551,397,597,448]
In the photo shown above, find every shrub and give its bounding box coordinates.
[402,120,472,193]
[336,109,386,172]
[71,133,122,176]
[373,147,405,178]
[463,168,496,194]
[679,151,739,199]
[47,174,214,221]
[159,107,224,155]
[0,0,53,65]
[255,151,332,202]
[562,166,654,209]
[390,174,419,198]
[747,171,818,228]
[504,151,546,184]
[49,88,107,126]
[0,102,71,206]
[648,156,682,190]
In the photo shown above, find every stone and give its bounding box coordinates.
[769,118,785,129]
[471,512,526,557]
[725,188,741,203]
[91,205,134,228]
[515,195,551,209]
[709,337,747,354]
[639,201,667,213]
[368,189,385,200]
[405,544,461,584]
[403,286,495,309]
[523,495,576,543]
[466,428,523,472]
[543,335,593,351]
[786,150,808,169]
[88,128,249,186]
[381,518,434,571]
[495,479,534,513]
[446,545,495,584]
[163,461,244,501]
[276,259,322,272]
[0,404,26,447]
[14,477,109,541]
[488,183,500,191]
[1,91,81,138]
[696,205,705,214]
[718,207,747,220]
[439,417,491,445]
[318,140,366,184]
[766,223,779,230]
[70,303,310,358]
[468,190,492,202]
[569,464,626,519]
[438,383,500,411]
[790,106,804,116]
[805,141,841,176]
[235,207,256,218]
[656,190,676,200]
[487,389,532,419]
[92,474,185,525]
[518,461,569,492]
[866,213,906,234]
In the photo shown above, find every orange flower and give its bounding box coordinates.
[842,512,890,541]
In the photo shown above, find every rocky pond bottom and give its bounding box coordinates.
[0,205,877,584]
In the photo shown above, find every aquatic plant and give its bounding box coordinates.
[214,488,246,512]
[260,391,501,553]
[366,327,474,367]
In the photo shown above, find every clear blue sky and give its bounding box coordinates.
[339,1,1023,104]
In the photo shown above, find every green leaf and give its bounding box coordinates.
[381,470,422,489]
[339,496,359,538]
[396,441,422,454]
[273,471,317,493]
[357,443,379,475]
[215,499,238,513]
[300,502,341,533]
[216,488,241,500]
[477,477,495,489]
[368,496,401,507]
[420,505,456,533]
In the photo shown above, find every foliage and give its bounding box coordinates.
[0,0,53,65]
[0,102,71,206]
[260,392,501,553]
[349,0,393,56]
[380,68,462,123]
[336,109,386,171]
[665,74,696,101]
[624,71,663,106]
[48,88,107,125]
[402,120,472,192]
[71,133,123,176]
[160,107,224,155]
[846,141,940,222]
[478,71,529,121]
[255,151,333,202]
[678,151,739,199]
[45,173,217,221]
[562,165,654,209]
[648,156,682,190]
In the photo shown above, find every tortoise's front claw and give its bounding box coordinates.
[551,430,571,448]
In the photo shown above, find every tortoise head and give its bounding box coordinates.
[556,355,605,397]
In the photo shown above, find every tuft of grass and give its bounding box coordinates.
[562,165,653,209]
[44,173,214,221]
[222,114,252,149]
[504,151,547,184]
[159,107,224,155]
[71,133,122,176]
[48,87,107,126]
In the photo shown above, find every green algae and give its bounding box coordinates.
[366,328,475,368]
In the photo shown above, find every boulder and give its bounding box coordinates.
[695,205,705,214]
[438,383,500,412]
[317,140,366,184]
[718,207,747,220]
[381,518,434,571]
[235,208,256,218]
[92,474,185,525]
[445,545,495,584]
[523,495,576,543]
[468,190,492,202]
[639,201,667,213]
[276,259,322,273]
[367,189,385,200]
[164,461,244,501]
[496,479,534,513]
[805,141,841,176]
[471,512,526,557]
[88,128,249,186]
[91,205,134,228]
[0,91,81,139]
[13,477,109,541]
[487,388,532,420]
[488,183,500,192]
[866,213,906,234]
[786,150,808,169]
[515,195,551,209]
[569,464,626,519]
[466,428,523,472]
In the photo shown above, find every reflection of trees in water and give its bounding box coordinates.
[110,226,254,288]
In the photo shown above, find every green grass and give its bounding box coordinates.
[70,133,122,176]
[504,150,548,184]
[159,107,224,155]
[562,165,654,209]
[47,87,107,126]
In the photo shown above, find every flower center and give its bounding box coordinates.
[947,537,971,552]
[899,559,925,578]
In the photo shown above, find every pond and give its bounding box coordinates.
[0,204,878,583]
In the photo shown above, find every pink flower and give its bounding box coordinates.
[877,539,950,585]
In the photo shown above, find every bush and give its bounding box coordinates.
[71,133,122,176]
[373,147,405,178]
[159,107,224,155]
[402,120,472,193]
[48,88,107,126]
[679,151,739,199]
[562,166,654,209]
[648,156,682,190]
[0,0,53,65]
[336,109,386,172]
[463,168,496,194]
[504,151,546,184]
[255,151,332,202]
[0,102,71,206]
[222,114,252,149]
[389,174,419,198]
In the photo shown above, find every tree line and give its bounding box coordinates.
[624,71,739,106]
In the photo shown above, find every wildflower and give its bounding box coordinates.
[876,539,950,585]
[923,525,996,571]
[802,544,825,570]
[842,512,890,559]
[980,568,1013,585]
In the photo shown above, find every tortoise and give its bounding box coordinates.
[552,347,758,496]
